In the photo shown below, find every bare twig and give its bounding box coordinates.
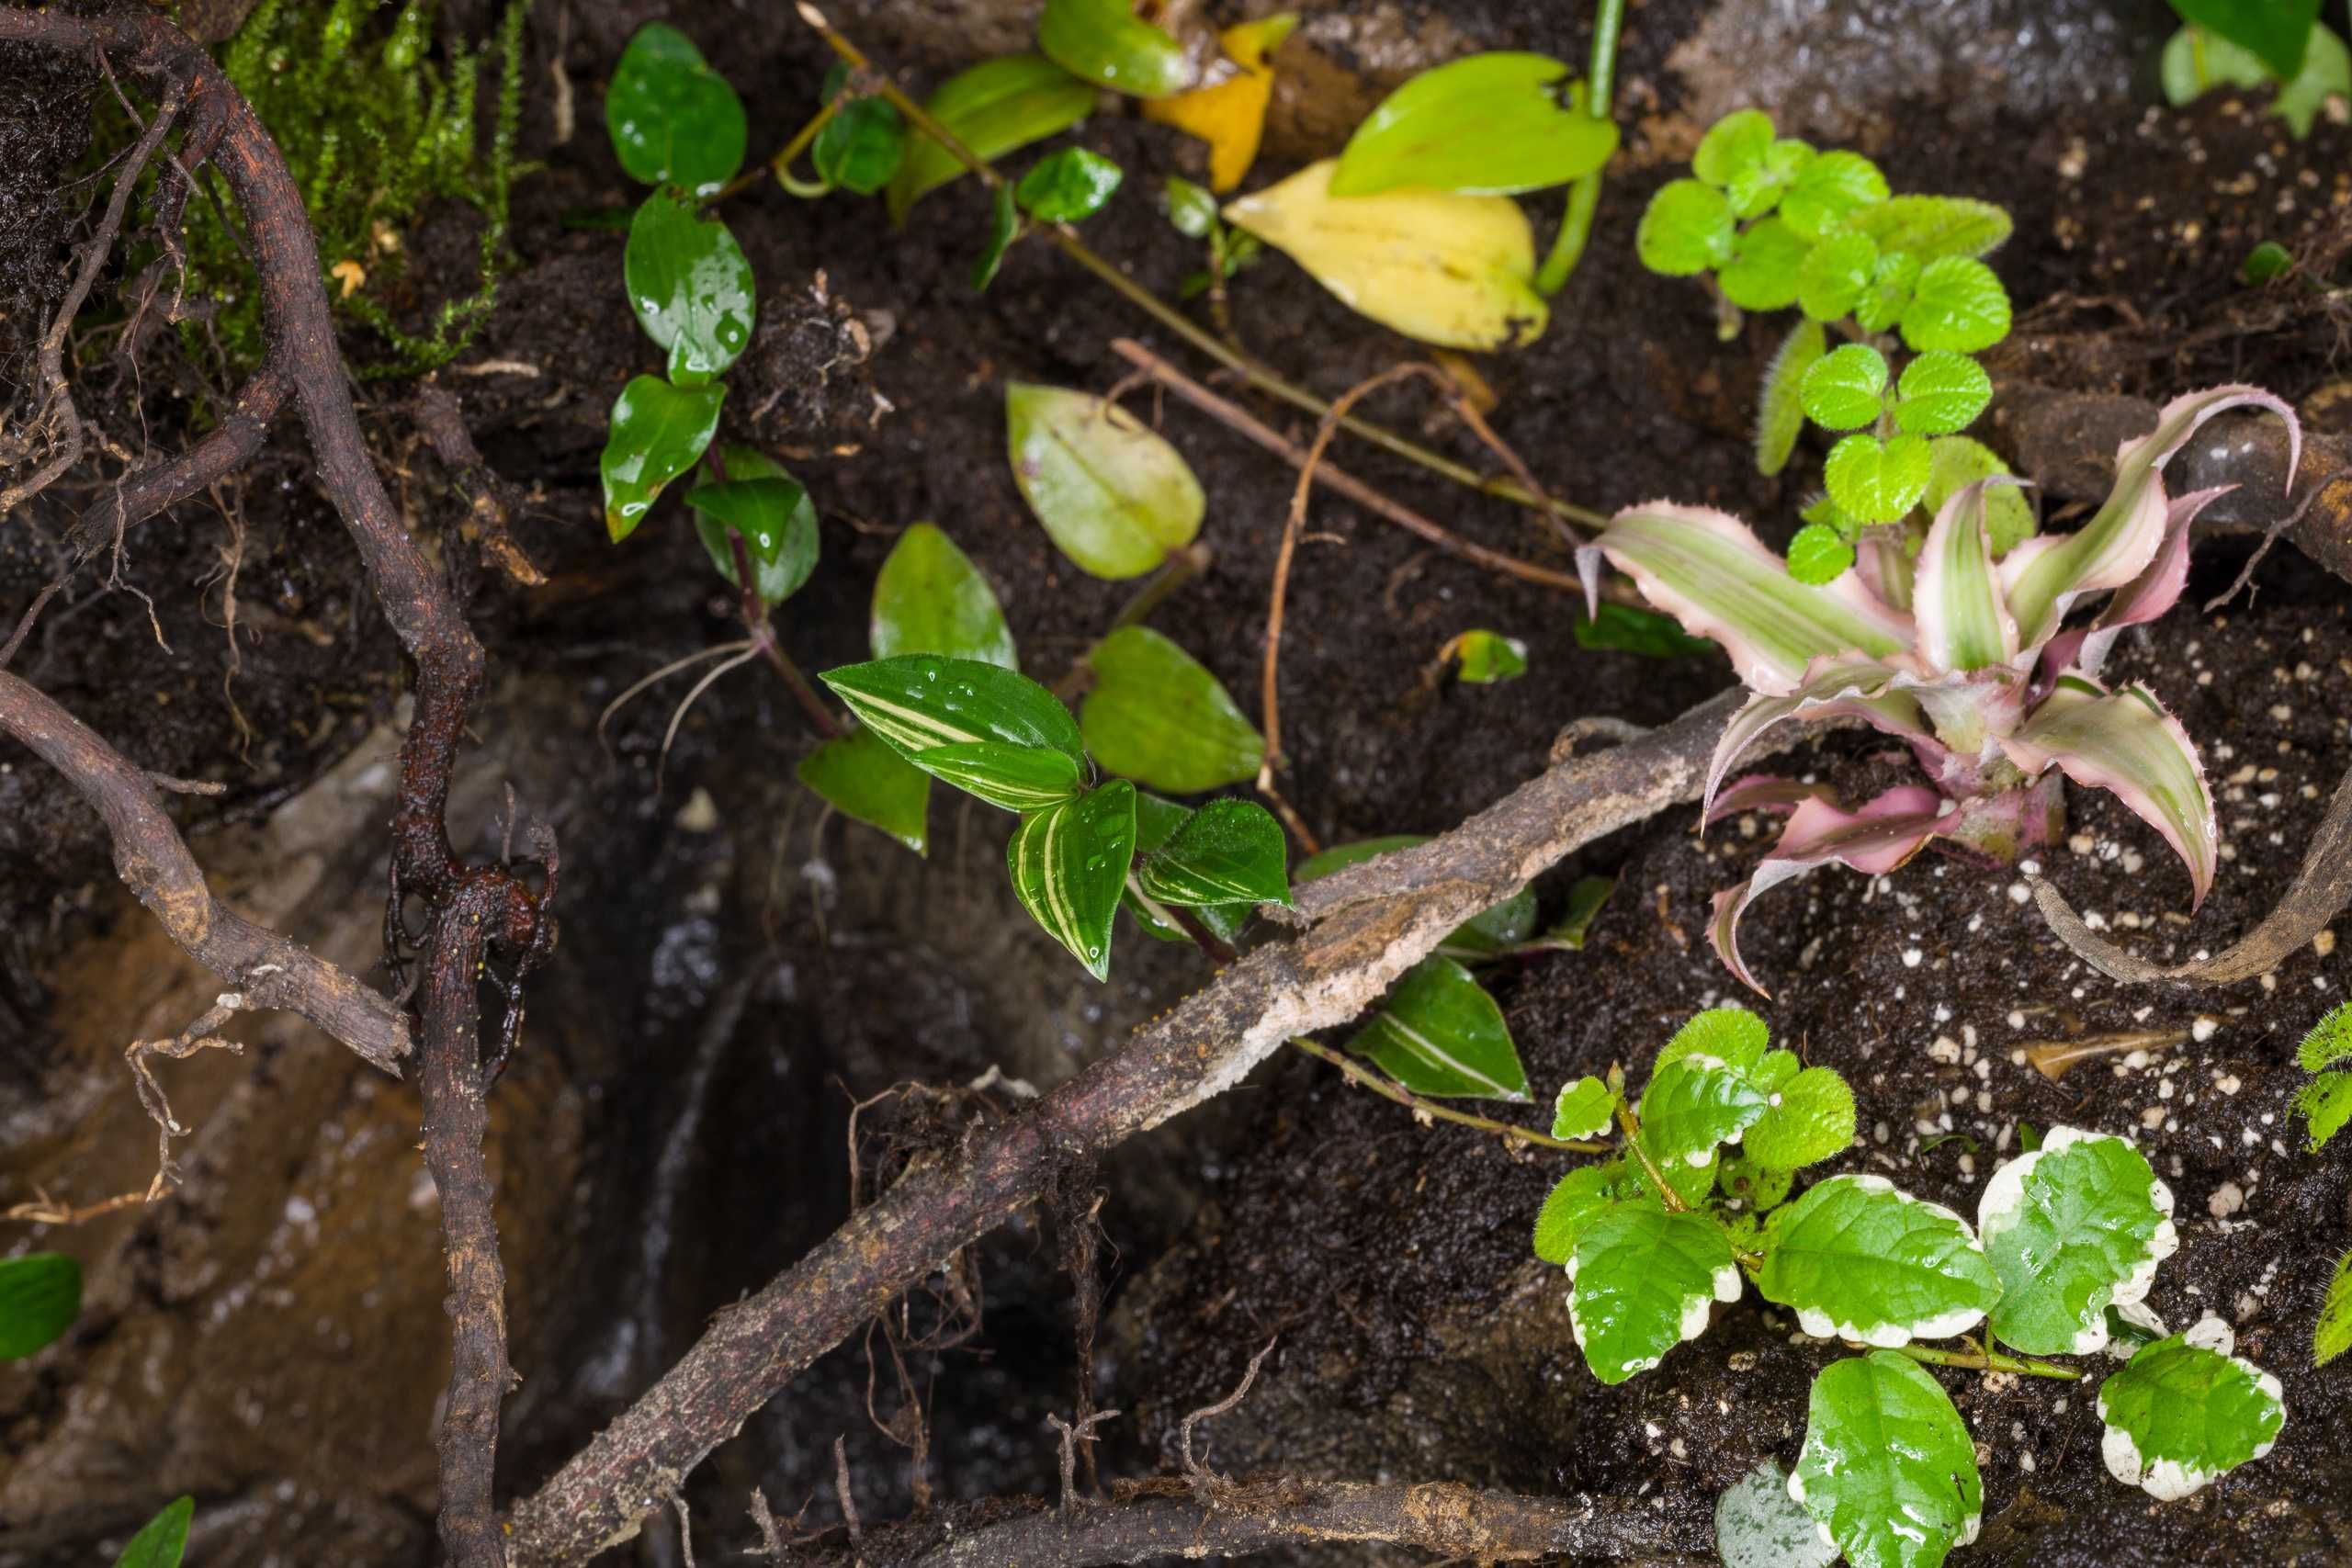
[125,997,245,1199]
[834,1436,863,1542]
[1181,1337,1276,1485]
[1046,1410,1120,1508]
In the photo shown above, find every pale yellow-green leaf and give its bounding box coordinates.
[1006,383,1205,580]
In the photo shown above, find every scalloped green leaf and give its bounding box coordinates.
[1899,256,2011,353]
[1797,230,1877,323]
[0,1252,80,1359]
[1333,53,1619,197]
[2317,1248,2352,1366]
[1852,249,1921,333]
[1007,382,1204,580]
[1726,140,1815,220]
[1007,778,1137,979]
[1847,196,2013,261]
[1923,435,2035,556]
[624,189,754,385]
[1017,146,1125,221]
[1553,1076,1619,1141]
[602,375,725,541]
[888,56,1095,224]
[1786,523,1856,585]
[1080,626,1261,794]
[1567,1203,1741,1383]
[1533,1162,1635,1266]
[606,22,746,195]
[1637,179,1736,276]
[1824,433,1932,524]
[872,523,1016,669]
[1137,797,1289,907]
[1800,344,1889,431]
[113,1495,195,1568]
[1657,1006,1771,1075]
[1792,1353,1981,1568]
[820,654,1087,769]
[797,728,931,854]
[1721,217,1809,310]
[2301,1070,2352,1150]
[1640,1055,1770,1168]
[1758,318,1826,476]
[1758,1174,2000,1346]
[1979,1126,2177,1356]
[912,739,1087,812]
[1349,955,1528,1100]
[2298,1001,2352,1070]
[1743,1065,1857,1168]
[1894,351,1993,436]
[1781,150,1888,242]
[1693,109,1775,187]
[2098,1331,2286,1498]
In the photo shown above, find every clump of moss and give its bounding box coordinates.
[187,0,528,378]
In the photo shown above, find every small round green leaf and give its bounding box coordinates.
[1757,317,1827,476]
[1725,140,1815,220]
[873,523,1016,670]
[1898,255,2012,353]
[2239,238,2296,285]
[1893,350,1994,436]
[1979,1126,2178,1356]
[1016,146,1125,221]
[1717,1459,1839,1568]
[2098,1328,2286,1499]
[1799,344,1889,431]
[113,1495,196,1568]
[820,654,1087,769]
[1792,1353,1982,1568]
[1137,797,1290,907]
[1743,1065,1857,1168]
[1758,1174,2000,1345]
[1036,0,1196,98]
[1785,523,1856,585]
[1350,954,1529,1100]
[1796,231,1878,322]
[1534,1163,1629,1267]
[605,23,746,195]
[1449,629,1528,683]
[1552,1075,1618,1141]
[1007,382,1205,580]
[601,375,725,541]
[625,190,754,385]
[1657,1006,1770,1074]
[1568,1203,1741,1383]
[1780,149,1888,242]
[1824,433,1932,524]
[1332,53,1619,197]
[0,1252,80,1359]
[686,451,817,606]
[1079,626,1261,794]
[1719,216,1809,310]
[797,728,931,854]
[1640,1055,1770,1169]
[1007,779,1138,980]
[812,96,908,195]
[1164,175,1218,238]
[1852,249,1921,333]
[1636,179,1736,276]
[1692,108,1775,188]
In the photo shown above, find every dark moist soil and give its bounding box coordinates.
[3,0,2351,1562]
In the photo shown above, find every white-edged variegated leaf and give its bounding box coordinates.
[1656,1005,1771,1075]
[1552,1075,1619,1141]
[1711,787,1956,997]
[1913,479,2021,675]
[1135,797,1290,907]
[1977,1125,2177,1357]
[1705,656,1928,818]
[1566,1202,1741,1384]
[1582,503,1912,696]
[2098,1330,2285,1499]
[821,655,1087,769]
[913,739,1086,811]
[1006,779,1138,980]
[1758,1174,2000,1347]
[1792,1353,1982,1568]
[2002,386,2299,650]
[1999,676,2216,905]
[1349,955,1529,1100]
[1534,1163,1633,1265]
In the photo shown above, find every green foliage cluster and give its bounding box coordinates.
[2160,0,2351,139]
[191,0,526,376]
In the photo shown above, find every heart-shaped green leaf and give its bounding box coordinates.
[1899,255,2012,353]
[1016,146,1126,221]
[1799,343,1888,430]
[1136,796,1288,907]
[2098,1329,2287,1498]
[2168,0,2320,80]
[1349,955,1528,1100]
[1719,217,1808,310]
[1007,778,1137,979]
[821,654,1087,769]
[1007,383,1204,580]
[1894,350,1993,435]
[1796,230,1877,323]
[1779,149,1888,241]
[1636,178,1736,276]
[112,1495,195,1568]
[1332,53,1618,197]
[625,189,754,385]
[1757,317,1826,475]
[1533,1162,1631,1266]
[1792,1353,1981,1568]
[1852,249,1921,333]
[1978,1126,2177,1356]
[972,184,1021,291]
[0,1252,80,1359]
[913,739,1087,812]
[812,96,907,195]
[1742,1065,1856,1168]
[872,523,1016,669]
[1847,195,2012,260]
[1758,1174,2000,1346]
[1567,1202,1740,1382]
[1036,0,1198,96]
[1785,522,1856,584]
[1824,432,1932,524]
[1079,626,1260,793]
[686,451,817,605]
[888,55,1095,224]
[602,375,725,541]
[1449,629,1528,683]
[1552,1075,1618,1140]
[797,727,931,854]
[605,23,745,195]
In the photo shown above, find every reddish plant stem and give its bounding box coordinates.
[727,527,841,738]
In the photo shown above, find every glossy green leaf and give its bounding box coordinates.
[2098,1329,2287,1498]
[1692,109,1776,187]
[2163,21,2351,138]
[1716,1459,1839,1568]
[1544,875,1615,950]
[1894,351,1992,435]
[0,1251,80,1359]
[1792,1353,1982,1568]
[1007,382,1204,580]
[1979,1126,2177,1356]
[1639,1055,1770,1169]
[2168,0,2320,80]
[1122,794,1251,942]
[1796,231,1877,324]
[1923,435,2034,555]
[112,1495,195,1568]
[972,184,1020,291]
[1743,1065,1856,1168]
[1552,1075,1618,1140]
[797,728,931,854]
[602,375,725,541]
[1898,256,2011,353]
[1037,0,1198,97]
[1533,1163,1634,1266]
[1449,629,1527,683]
[1824,433,1932,524]
[2316,1247,2352,1366]
[1164,175,1219,237]
[687,453,818,606]
[1016,147,1125,221]
[624,189,753,385]
[2300,1070,2352,1150]
[1786,523,1855,585]
[812,96,908,195]
[913,739,1086,812]
[1779,149,1888,242]
[1852,248,1921,333]
[1349,955,1528,1100]
[1007,779,1137,979]
[820,654,1088,769]
[1758,1175,1999,1345]
[606,23,746,195]
[1846,195,2012,261]
[888,56,1095,224]
[1719,217,1808,310]
[1657,1006,1770,1074]
[1137,797,1288,906]
[1332,53,1618,197]
[1758,318,1826,475]
[873,524,1015,669]
[1080,626,1261,793]
[1567,1203,1740,1382]
[2240,238,2297,284]
[1636,178,1736,276]
[1573,602,1718,660]
[1800,344,1889,431]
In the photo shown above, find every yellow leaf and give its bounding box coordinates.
[1142,14,1294,193]
[330,259,368,298]
[1222,159,1547,350]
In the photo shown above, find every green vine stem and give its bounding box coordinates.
[1288,1037,1605,1155]
[1534,0,1624,298]
[1886,1337,2080,1382]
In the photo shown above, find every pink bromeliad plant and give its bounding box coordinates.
[1579,386,2300,995]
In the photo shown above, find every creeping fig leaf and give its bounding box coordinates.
[2098,1330,2286,1498]
[1792,1353,1981,1568]
[1979,1126,2177,1356]
[1552,1076,1618,1141]
[1758,1174,1999,1346]
[1716,1459,1838,1568]
[1567,1204,1741,1383]
[1533,1163,1634,1266]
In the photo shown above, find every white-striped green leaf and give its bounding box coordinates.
[1998,677,2216,905]
[1758,1175,1999,1346]
[1567,1202,1741,1383]
[1136,797,1289,907]
[1914,479,2019,673]
[1977,1125,2177,1356]
[1583,503,1911,696]
[2098,1328,2285,1499]
[1007,779,1137,980]
[913,740,1086,811]
[1349,955,1528,1100]
[820,655,1086,771]
[1792,1353,1982,1568]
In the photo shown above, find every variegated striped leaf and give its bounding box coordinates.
[820,655,1086,769]
[1999,676,2216,906]
[1006,779,1136,980]
[1914,479,2020,674]
[1135,797,1290,908]
[1348,955,1528,1100]
[912,740,1086,812]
